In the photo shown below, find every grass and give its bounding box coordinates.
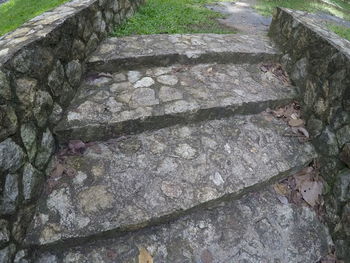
[0,0,70,36]
[254,0,350,21]
[328,23,350,40]
[112,0,236,36]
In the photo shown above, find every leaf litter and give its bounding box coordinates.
[265,101,310,142]
[273,161,324,212]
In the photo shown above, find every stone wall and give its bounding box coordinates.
[269,8,350,261]
[0,0,143,261]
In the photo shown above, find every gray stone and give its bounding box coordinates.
[72,39,86,60]
[35,129,55,170]
[0,70,11,101]
[14,250,28,263]
[335,239,350,261]
[157,75,178,86]
[65,60,82,87]
[21,123,37,162]
[0,219,10,246]
[27,113,316,245]
[23,163,43,202]
[334,169,350,203]
[337,125,350,148]
[33,90,53,127]
[33,188,331,263]
[290,57,308,86]
[340,143,350,168]
[49,103,63,125]
[307,116,323,138]
[48,60,65,97]
[134,77,155,88]
[0,105,18,142]
[0,138,25,173]
[0,173,19,215]
[0,244,16,263]
[314,127,339,156]
[55,63,296,142]
[86,33,99,54]
[15,77,37,110]
[342,203,350,237]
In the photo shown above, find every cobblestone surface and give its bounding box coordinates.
[55,62,296,142]
[27,113,316,246]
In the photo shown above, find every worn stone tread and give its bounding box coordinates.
[27,113,316,246]
[32,187,331,263]
[55,62,296,142]
[87,34,280,71]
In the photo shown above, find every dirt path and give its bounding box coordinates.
[206,0,272,35]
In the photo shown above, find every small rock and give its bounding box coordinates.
[161,181,182,198]
[314,127,339,156]
[0,244,16,263]
[48,61,65,96]
[340,143,350,168]
[130,88,159,107]
[334,169,350,203]
[65,60,82,87]
[15,77,37,108]
[0,173,19,215]
[33,90,53,127]
[0,138,25,173]
[0,219,10,246]
[35,252,58,263]
[134,77,155,88]
[175,143,197,159]
[127,70,141,83]
[0,70,11,101]
[14,249,28,263]
[337,125,350,148]
[35,129,55,170]
[0,105,18,141]
[21,123,38,162]
[49,103,63,125]
[157,75,178,86]
[23,163,43,202]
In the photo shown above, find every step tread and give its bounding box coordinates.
[27,113,316,245]
[55,62,296,142]
[34,187,331,262]
[88,34,279,64]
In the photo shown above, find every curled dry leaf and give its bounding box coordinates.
[288,119,304,127]
[138,248,153,263]
[68,140,86,155]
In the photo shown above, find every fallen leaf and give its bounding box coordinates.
[201,249,214,263]
[138,248,153,263]
[292,127,310,138]
[273,183,289,196]
[288,119,304,127]
[51,163,65,178]
[299,180,323,207]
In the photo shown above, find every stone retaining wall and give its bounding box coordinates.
[0,0,143,261]
[269,7,350,261]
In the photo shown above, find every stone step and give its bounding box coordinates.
[26,113,316,246]
[55,62,296,142]
[33,187,331,263]
[87,34,280,72]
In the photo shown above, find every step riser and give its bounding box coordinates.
[87,52,281,73]
[55,97,294,142]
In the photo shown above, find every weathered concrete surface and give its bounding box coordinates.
[27,113,316,245]
[207,1,272,35]
[87,34,280,72]
[55,62,296,142]
[32,187,331,262]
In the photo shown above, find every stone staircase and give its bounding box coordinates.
[27,34,331,262]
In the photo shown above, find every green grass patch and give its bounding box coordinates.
[328,23,350,40]
[254,0,350,21]
[0,0,70,36]
[112,0,236,36]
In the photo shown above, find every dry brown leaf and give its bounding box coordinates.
[288,119,304,127]
[51,163,65,178]
[273,183,289,196]
[138,248,153,263]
